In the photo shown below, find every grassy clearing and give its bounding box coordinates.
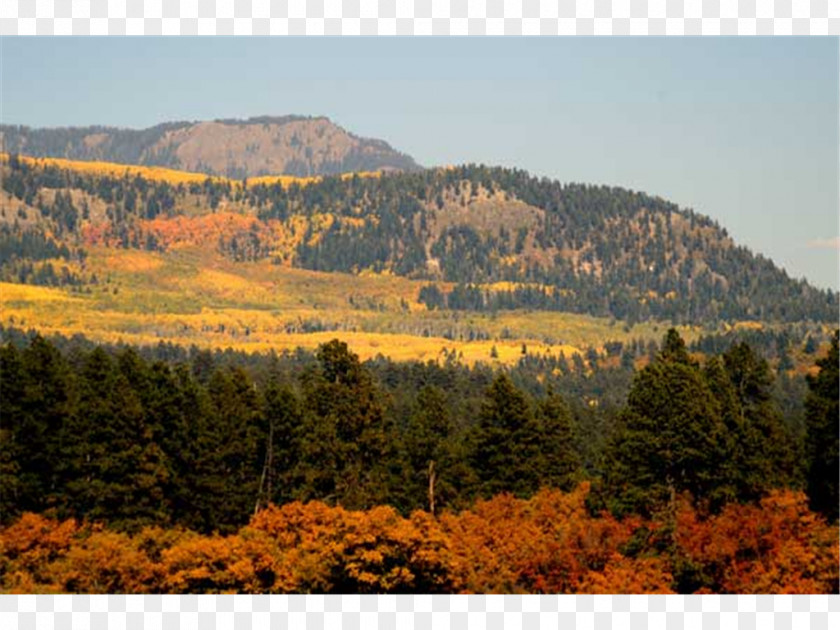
[0,153,382,190]
[0,247,703,365]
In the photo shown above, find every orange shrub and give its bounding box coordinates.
[440,485,673,593]
[247,501,457,593]
[1,487,836,594]
[0,513,78,593]
[52,528,158,594]
[674,490,839,594]
[160,531,277,594]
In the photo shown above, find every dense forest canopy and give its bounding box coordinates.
[2,329,836,526]
[1,329,837,593]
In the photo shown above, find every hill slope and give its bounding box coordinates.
[1,155,836,326]
[0,116,421,178]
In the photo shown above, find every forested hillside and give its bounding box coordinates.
[0,116,420,178]
[2,155,835,325]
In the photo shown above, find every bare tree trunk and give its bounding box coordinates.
[255,462,267,517]
[255,419,274,516]
[266,420,274,506]
[428,460,436,516]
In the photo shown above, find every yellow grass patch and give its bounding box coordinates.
[2,246,702,367]
[1,153,227,186]
[104,251,165,273]
[733,321,764,331]
[0,282,86,304]
[1,153,382,190]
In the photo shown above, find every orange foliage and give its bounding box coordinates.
[440,485,673,593]
[81,212,277,252]
[1,486,837,594]
[246,502,457,593]
[160,531,276,594]
[0,513,77,594]
[54,528,158,594]
[674,490,839,594]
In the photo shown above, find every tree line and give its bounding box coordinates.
[2,330,836,536]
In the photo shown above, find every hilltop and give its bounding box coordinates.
[0,116,421,178]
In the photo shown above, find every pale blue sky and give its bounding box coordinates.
[2,37,838,290]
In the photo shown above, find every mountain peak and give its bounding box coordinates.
[0,116,421,179]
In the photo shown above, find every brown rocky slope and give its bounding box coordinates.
[0,115,421,178]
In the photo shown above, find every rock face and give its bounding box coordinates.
[0,115,421,177]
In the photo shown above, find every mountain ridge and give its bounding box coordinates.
[0,116,421,178]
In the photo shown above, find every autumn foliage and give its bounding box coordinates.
[2,485,836,594]
[673,491,840,594]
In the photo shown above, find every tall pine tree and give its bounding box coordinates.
[471,373,542,498]
[804,331,839,522]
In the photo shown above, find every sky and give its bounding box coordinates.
[2,37,838,290]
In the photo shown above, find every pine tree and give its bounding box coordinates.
[295,340,392,509]
[537,390,580,491]
[258,370,302,509]
[203,367,263,530]
[167,363,219,532]
[471,373,541,498]
[63,348,169,529]
[603,330,729,516]
[404,385,462,513]
[18,335,75,513]
[0,344,25,520]
[804,331,839,522]
[722,342,797,492]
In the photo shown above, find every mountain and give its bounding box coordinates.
[1,154,835,327]
[0,116,421,178]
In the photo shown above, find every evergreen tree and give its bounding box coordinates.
[167,363,220,532]
[603,330,729,516]
[203,367,263,530]
[18,335,75,513]
[295,340,393,509]
[804,331,839,522]
[471,373,541,498]
[701,356,742,504]
[258,368,302,509]
[722,342,797,492]
[63,348,169,529]
[536,390,580,491]
[0,344,25,520]
[403,385,462,513]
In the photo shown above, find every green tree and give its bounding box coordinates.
[804,331,839,522]
[403,385,463,514]
[722,342,797,492]
[603,330,729,516]
[701,356,742,504]
[536,390,580,491]
[203,367,263,530]
[295,340,393,509]
[0,344,26,520]
[63,348,169,528]
[257,369,302,509]
[166,363,220,532]
[471,373,541,498]
[18,335,76,513]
